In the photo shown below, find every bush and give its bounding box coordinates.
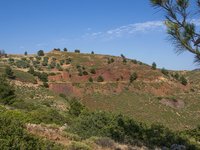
[60,60,65,65]
[69,99,85,117]
[0,111,63,149]
[130,72,137,83]
[66,58,72,64]
[88,77,93,82]
[49,61,56,69]
[24,51,28,56]
[75,49,80,53]
[5,66,15,79]
[180,76,187,86]
[8,58,15,64]
[91,51,94,54]
[0,76,15,105]
[152,62,157,70]
[15,60,30,68]
[90,68,96,74]
[161,68,169,76]
[28,66,35,74]
[56,63,63,71]
[83,71,88,75]
[97,76,104,82]
[131,59,137,64]
[37,50,44,56]
[33,72,48,82]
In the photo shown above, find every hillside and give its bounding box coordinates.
[0,50,200,149]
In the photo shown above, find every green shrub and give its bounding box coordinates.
[130,72,137,83]
[90,68,96,74]
[180,76,188,86]
[8,58,15,64]
[88,77,93,82]
[131,59,137,64]
[60,60,65,65]
[15,60,30,68]
[161,68,169,76]
[5,66,15,79]
[66,58,72,64]
[28,66,35,74]
[83,71,88,75]
[0,76,15,105]
[69,99,85,117]
[0,110,62,149]
[97,76,104,82]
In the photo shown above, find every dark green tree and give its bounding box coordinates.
[152,62,157,70]
[37,50,44,56]
[63,48,68,52]
[75,49,80,53]
[24,51,28,56]
[150,0,200,63]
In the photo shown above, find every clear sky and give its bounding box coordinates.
[0,0,199,70]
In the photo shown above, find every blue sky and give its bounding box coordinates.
[0,0,199,70]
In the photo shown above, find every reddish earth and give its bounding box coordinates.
[49,83,82,97]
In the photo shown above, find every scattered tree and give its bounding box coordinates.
[24,51,28,56]
[152,62,157,70]
[63,48,68,52]
[91,51,94,54]
[37,50,44,56]
[75,49,80,53]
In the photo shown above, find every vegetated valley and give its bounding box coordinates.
[0,49,200,149]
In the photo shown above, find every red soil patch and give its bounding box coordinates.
[49,83,82,97]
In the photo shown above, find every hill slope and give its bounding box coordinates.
[1,50,200,131]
